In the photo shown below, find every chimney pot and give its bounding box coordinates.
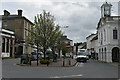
[18,10,22,16]
[4,10,10,16]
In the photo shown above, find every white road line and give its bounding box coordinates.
[78,63,84,67]
[75,62,84,67]
[75,63,79,67]
[50,74,83,78]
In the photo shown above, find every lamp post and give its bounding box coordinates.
[37,39,38,66]
[35,35,40,66]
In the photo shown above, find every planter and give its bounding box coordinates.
[40,60,50,64]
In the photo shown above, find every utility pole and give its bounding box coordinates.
[37,40,38,66]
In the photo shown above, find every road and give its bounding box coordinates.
[2,58,118,78]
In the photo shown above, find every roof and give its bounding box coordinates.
[91,35,98,42]
[101,2,112,8]
[60,36,72,41]
[1,15,34,25]
[86,34,96,39]
[97,16,120,29]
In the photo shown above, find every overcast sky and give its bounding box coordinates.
[0,0,119,43]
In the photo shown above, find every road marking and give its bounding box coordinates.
[78,63,84,67]
[50,74,83,78]
[75,63,79,67]
[75,62,84,67]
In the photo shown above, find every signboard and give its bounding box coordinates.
[66,44,71,48]
[25,42,28,50]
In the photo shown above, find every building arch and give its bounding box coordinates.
[112,47,119,62]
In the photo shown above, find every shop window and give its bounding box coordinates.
[6,39,9,52]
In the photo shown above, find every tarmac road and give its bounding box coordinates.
[2,58,118,78]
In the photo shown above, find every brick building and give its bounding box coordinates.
[1,10,34,56]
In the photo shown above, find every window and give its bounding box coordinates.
[6,39,9,52]
[105,47,106,61]
[102,48,103,60]
[2,38,5,52]
[104,29,106,41]
[10,40,13,45]
[25,30,27,36]
[113,29,117,39]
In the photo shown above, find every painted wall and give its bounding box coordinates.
[0,20,2,58]
[97,17,119,62]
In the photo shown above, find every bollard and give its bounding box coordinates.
[69,60,71,65]
[63,58,65,66]
[63,60,64,66]
[47,61,49,67]
[20,59,23,64]
[30,60,31,65]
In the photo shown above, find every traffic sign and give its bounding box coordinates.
[66,44,71,48]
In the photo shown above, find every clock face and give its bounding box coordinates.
[104,6,110,16]
[105,11,110,15]
[105,6,109,10]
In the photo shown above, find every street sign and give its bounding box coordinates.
[25,42,28,50]
[66,44,71,48]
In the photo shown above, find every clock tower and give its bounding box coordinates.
[101,2,112,18]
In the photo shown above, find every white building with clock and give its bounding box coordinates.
[97,2,120,62]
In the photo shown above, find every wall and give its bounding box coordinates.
[86,34,96,55]
[97,17,119,62]
[0,20,2,57]
[2,19,24,40]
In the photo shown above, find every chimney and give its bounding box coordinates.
[18,10,22,16]
[4,10,10,16]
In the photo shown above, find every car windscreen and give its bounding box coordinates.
[78,52,86,56]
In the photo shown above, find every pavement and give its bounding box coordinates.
[95,59,119,67]
[16,58,77,67]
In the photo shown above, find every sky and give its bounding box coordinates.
[0,0,119,43]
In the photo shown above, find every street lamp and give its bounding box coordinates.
[35,35,40,66]
[60,25,69,28]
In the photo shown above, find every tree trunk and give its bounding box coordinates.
[52,48,55,62]
[58,49,60,58]
[43,47,46,60]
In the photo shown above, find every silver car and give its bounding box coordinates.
[31,52,41,60]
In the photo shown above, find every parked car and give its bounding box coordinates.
[20,54,33,64]
[31,52,41,60]
[73,54,77,60]
[86,55,89,60]
[66,53,71,57]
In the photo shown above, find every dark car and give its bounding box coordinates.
[20,54,31,64]
[20,53,38,64]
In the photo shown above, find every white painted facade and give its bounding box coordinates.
[91,35,98,54]
[1,29,15,58]
[97,17,119,62]
[0,20,2,58]
[86,34,96,55]
[97,2,120,62]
